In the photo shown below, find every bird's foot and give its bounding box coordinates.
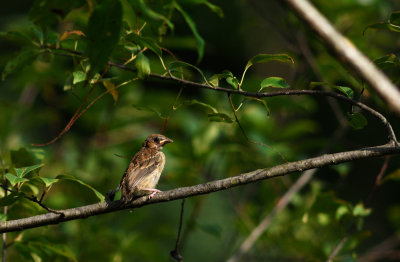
[143,188,162,200]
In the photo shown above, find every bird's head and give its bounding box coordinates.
[143,134,173,150]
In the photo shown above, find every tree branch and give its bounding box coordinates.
[147,72,397,143]
[0,142,399,233]
[283,0,400,115]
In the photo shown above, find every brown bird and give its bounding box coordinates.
[117,134,173,201]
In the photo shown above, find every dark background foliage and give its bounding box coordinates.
[1,0,400,261]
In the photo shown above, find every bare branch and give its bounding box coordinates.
[283,0,400,115]
[0,142,398,233]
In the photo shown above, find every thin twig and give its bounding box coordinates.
[170,199,185,262]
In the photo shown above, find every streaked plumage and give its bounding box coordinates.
[119,134,173,201]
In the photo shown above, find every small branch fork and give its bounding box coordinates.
[0,142,399,233]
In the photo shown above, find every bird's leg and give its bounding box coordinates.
[142,188,162,199]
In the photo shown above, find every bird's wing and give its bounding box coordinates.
[124,151,162,190]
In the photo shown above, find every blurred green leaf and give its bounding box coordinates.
[130,0,174,29]
[135,52,150,79]
[207,113,234,123]
[226,76,239,89]
[260,77,290,89]
[125,33,162,57]
[15,164,44,178]
[29,241,77,262]
[347,112,367,130]
[353,203,371,217]
[336,205,350,220]
[0,191,24,207]
[86,0,122,79]
[310,82,354,98]
[389,11,400,25]
[72,71,86,84]
[2,49,40,80]
[184,99,218,113]
[6,173,29,186]
[241,54,294,85]
[168,61,210,85]
[56,175,105,202]
[37,177,59,188]
[132,104,166,119]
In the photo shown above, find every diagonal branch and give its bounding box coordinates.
[282,0,400,115]
[0,142,399,233]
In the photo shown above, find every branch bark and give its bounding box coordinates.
[1,142,399,233]
[283,0,400,115]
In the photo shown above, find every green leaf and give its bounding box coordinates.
[203,1,224,18]
[173,2,205,63]
[226,76,239,89]
[130,0,174,30]
[198,223,222,239]
[241,54,294,86]
[15,164,44,178]
[29,241,77,262]
[37,177,59,188]
[2,49,40,80]
[132,105,166,119]
[56,174,105,202]
[333,86,354,99]
[6,173,29,186]
[309,82,354,98]
[207,113,234,123]
[336,205,350,220]
[347,112,367,130]
[353,203,371,217]
[184,99,218,113]
[260,77,290,89]
[0,191,24,207]
[86,0,122,79]
[168,61,210,85]
[72,71,86,84]
[125,33,162,57]
[135,53,150,79]
[364,22,400,34]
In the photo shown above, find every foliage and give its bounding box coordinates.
[0,0,400,261]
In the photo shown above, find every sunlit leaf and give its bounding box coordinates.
[72,71,86,84]
[381,168,400,183]
[56,174,105,202]
[353,203,371,217]
[15,164,44,178]
[260,77,290,89]
[226,76,239,89]
[103,81,118,102]
[347,112,367,130]
[37,177,59,188]
[6,173,29,186]
[336,205,350,220]
[135,52,150,79]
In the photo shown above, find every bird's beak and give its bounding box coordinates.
[160,137,173,145]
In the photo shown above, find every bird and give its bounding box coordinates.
[113,134,173,202]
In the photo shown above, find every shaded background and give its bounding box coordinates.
[1,0,400,261]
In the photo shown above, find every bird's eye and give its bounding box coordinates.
[154,137,160,143]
